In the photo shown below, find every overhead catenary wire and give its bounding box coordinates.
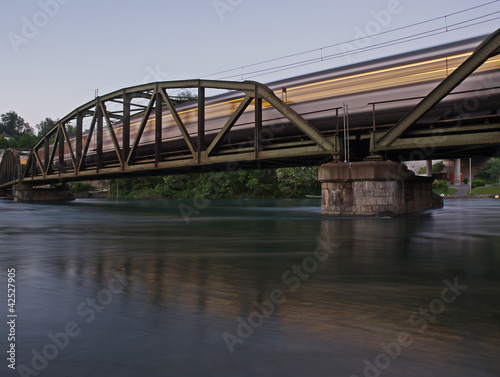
[200,1,500,82]
[223,16,500,81]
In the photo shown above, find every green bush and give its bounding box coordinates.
[472,179,485,189]
[463,177,469,185]
[71,181,95,193]
[432,161,445,173]
[434,180,449,191]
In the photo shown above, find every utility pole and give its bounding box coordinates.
[469,158,472,195]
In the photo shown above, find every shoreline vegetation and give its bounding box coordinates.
[70,158,500,200]
[101,168,321,200]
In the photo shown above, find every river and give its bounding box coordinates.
[1,198,499,377]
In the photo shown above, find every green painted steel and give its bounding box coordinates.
[372,27,500,152]
[3,29,500,189]
[0,150,21,187]
[1,80,340,188]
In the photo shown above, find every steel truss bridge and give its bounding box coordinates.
[2,28,500,190]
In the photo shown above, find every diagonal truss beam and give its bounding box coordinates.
[45,129,60,176]
[207,94,253,156]
[78,110,98,172]
[160,89,196,157]
[253,83,336,151]
[18,78,340,185]
[33,151,44,178]
[126,94,156,165]
[376,27,500,149]
[61,123,77,171]
[100,102,123,167]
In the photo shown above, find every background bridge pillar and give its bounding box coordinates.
[0,187,10,198]
[14,184,75,202]
[454,159,462,185]
[318,161,443,217]
[426,160,433,177]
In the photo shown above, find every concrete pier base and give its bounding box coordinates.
[14,184,75,202]
[318,161,443,217]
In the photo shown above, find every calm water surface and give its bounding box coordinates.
[0,198,499,377]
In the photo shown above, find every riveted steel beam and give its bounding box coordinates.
[375,27,500,150]
[250,81,336,151]
[376,131,500,150]
[16,79,340,186]
[0,149,21,187]
[160,89,196,157]
[206,95,253,156]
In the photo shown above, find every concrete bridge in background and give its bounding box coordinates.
[2,28,500,215]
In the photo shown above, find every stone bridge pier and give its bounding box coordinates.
[318,161,443,217]
[13,184,75,202]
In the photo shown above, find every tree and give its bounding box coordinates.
[18,133,37,150]
[432,161,445,173]
[485,158,500,183]
[66,124,77,138]
[36,118,58,139]
[8,139,18,149]
[418,161,445,175]
[276,167,320,197]
[0,136,9,149]
[172,90,197,103]
[0,111,33,138]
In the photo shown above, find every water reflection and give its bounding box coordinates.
[1,198,499,377]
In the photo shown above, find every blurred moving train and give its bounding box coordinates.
[40,34,500,170]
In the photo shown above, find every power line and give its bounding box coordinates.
[202,0,500,82]
[216,16,498,82]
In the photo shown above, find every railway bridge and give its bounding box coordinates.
[2,28,500,215]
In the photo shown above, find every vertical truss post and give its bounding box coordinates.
[254,86,262,159]
[96,100,103,171]
[335,108,340,136]
[155,88,163,167]
[31,154,36,180]
[197,84,205,164]
[123,93,131,168]
[76,112,83,171]
[58,125,65,174]
[44,138,50,174]
[372,103,376,132]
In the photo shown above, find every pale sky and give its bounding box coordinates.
[1,0,498,129]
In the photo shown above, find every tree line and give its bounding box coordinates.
[106,167,321,199]
[0,111,65,150]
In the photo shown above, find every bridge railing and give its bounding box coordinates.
[369,85,500,132]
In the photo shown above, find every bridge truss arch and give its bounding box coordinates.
[0,149,22,188]
[19,80,341,186]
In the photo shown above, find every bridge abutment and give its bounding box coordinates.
[0,187,10,198]
[318,161,443,217]
[14,184,75,202]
